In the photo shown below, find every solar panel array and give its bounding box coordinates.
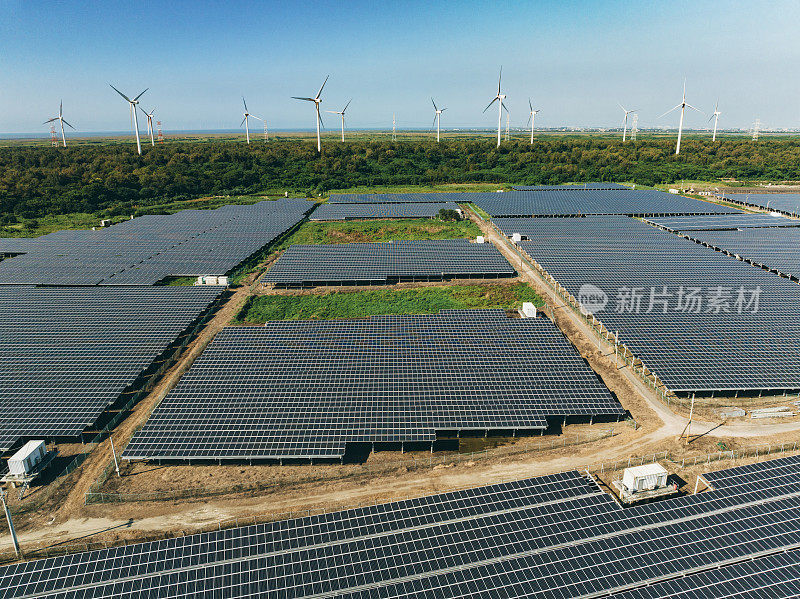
[662,226,800,282]
[328,193,455,204]
[310,202,462,220]
[644,213,800,231]
[122,310,623,460]
[0,286,224,451]
[261,239,515,286]
[3,455,800,598]
[494,216,800,394]
[512,183,633,191]
[718,192,800,216]
[0,199,310,285]
[471,189,738,217]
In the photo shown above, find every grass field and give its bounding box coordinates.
[235,283,544,323]
[274,218,481,248]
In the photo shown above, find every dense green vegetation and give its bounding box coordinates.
[2,137,799,221]
[236,283,544,323]
[276,218,480,247]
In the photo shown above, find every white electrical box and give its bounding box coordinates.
[8,440,46,476]
[622,463,668,492]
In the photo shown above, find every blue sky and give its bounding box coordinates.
[1,0,799,134]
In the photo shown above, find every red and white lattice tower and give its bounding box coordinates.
[157,121,164,143]
[50,125,58,147]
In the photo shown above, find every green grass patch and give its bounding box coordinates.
[154,276,198,286]
[236,283,544,323]
[275,218,480,248]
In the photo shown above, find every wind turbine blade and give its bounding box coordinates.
[44,117,58,124]
[109,84,132,103]
[318,110,325,129]
[240,116,247,127]
[292,97,316,102]
[432,115,438,130]
[501,101,509,114]
[497,66,502,95]
[482,98,498,113]
[325,110,339,114]
[441,108,447,112]
[133,88,149,101]
[242,97,248,112]
[685,103,703,114]
[343,98,352,113]
[657,105,681,119]
[431,97,438,111]
[59,100,63,117]
[529,97,532,112]
[139,106,149,116]
[62,119,75,130]
[526,114,532,127]
[708,113,715,122]
[618,102,626,112]
[250,115,263,121]
[316,75,329,99]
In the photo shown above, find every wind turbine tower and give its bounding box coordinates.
[709,100,722,141]
[431,98,446,142]
[327,99,352,142]
[240,97,263,144]
[292,75,329,153]
[619,104,637,143]
[483,68,508,148]
[109,85,148,155]
[140,107,156,146]
[658,80,701,155]
[44,100,75,148]
[527,99,540,144]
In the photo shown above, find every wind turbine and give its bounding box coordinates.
[658,80,701,155]
[326,98,352,142]
[44,101,74,148]
[619,104,637,143]
[293,75,329,153]
[109,84,148,155]
[526,99,540,144]
[709,100,722,141]
[139,107,156,146]
[431,98,446,142]
[240,97,262,144]
[483,67,508,148]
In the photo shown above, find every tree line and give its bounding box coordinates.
[1,137,799,219]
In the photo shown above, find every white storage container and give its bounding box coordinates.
[622,463,668,492]
[8,440,46,476]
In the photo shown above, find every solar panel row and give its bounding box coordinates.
[511,183,633,191]
[644,213,800,231]
[1,456,799,598]
[717,193,800,217]
[310,202,462,220]
[122,310,624,461]
[0,199,311,286]
[0,286,225,451]
[261,239,515,287]
[493,215,800,394]
[328,193,455,204]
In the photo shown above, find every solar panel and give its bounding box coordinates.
[328,193,455,204]
[512,183,633,191]
[310,202,462,220]
[2,455,799,598]
[471,189,738,217]
[644,213,798,231]
[0,286,224,450]
[0,199,311,286]
[494,215,800,394]
[261,239,515,287]
[122,310,623,461]
[717,192,800,217]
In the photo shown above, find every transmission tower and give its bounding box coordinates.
[392,114,396,141]
[631,113,638,141]
[505,112,510,141]
[156,121,164,143]
[49,124,58,147]
[751,119,761,141]
[264,121,269,142]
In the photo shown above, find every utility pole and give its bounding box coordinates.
[110,437,121,477]
[0,488,21,557]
